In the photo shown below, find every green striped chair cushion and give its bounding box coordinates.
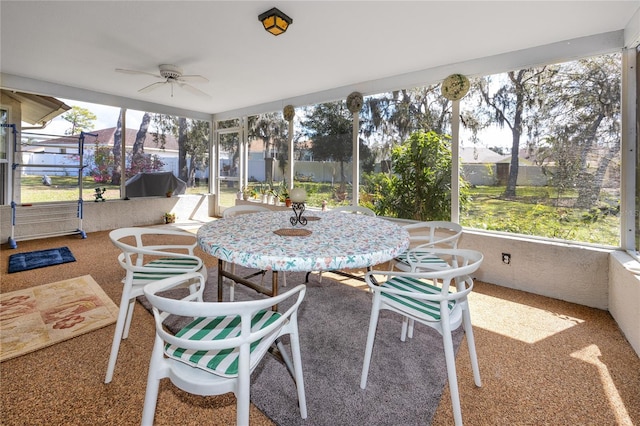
[394,251,450,270]
[132,257,200,283]
[380,276,455,321]
[164,309,282,377]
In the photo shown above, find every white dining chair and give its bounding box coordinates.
[222,204,270,217]
[331,205,376,216]
[104,227,206,384]
[141,272,307,426]
[392,221,463,272]
[222,204,286,299]
[360,248,483,426]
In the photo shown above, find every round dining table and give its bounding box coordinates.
[197,209,410,301]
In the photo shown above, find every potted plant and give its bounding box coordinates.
[267,187,277,205]
[242,186,251,201]
[259,185,268,203]
[163,212,176,224]
[279,187,290,207]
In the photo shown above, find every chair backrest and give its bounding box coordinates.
[369,248,483,302]
[403,221,462,249]
[109,227,200,270]
[331,205,376,216]
[144,272,306,377]
[222,204,270,218]
[408,248,482,298]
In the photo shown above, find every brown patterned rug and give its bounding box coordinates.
[0,275,119,362]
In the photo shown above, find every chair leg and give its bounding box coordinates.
[289,326,308,419]
[104,290,133,383]
[407,319,415,339]
[140,378,159,426]
[442,328,463,426]
[401,317,409,342]
[229,263,235,302]
[360,296,382,389]
[122,299,135,339]
[141,342,164,426]
[236,351,251,426]
[462,306,482,387]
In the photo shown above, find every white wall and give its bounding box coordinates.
[608,251,640,356]
[459,230,610,309]
[0,194,213,243]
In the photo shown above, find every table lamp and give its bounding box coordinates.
[289,188,307,226]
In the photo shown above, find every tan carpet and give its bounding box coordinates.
[1,230,639,425]
[0,275,118,362]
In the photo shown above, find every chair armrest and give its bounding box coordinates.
[364,269,475,302]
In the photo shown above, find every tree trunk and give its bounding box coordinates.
[504,134,520,198]
[110,109,123,185]
[177,117,188,182]
[575,114,614,208]
[503,84,525,198]
[132,113,150,155]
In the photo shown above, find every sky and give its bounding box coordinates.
[27,99,145,136]
[29,98,513,153]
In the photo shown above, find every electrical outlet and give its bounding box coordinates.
[502,253,511,265]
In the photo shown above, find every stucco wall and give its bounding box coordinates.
[608,251,640,356]
[458,230,610,310]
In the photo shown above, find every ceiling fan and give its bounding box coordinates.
[115,64,210,97]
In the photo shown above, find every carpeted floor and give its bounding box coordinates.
[138,267,463,425]
[1,230,639,425]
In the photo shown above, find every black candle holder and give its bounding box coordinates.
[290,202,308,226]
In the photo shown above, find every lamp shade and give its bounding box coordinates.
[289,187,307,203]
[258,7,293,36]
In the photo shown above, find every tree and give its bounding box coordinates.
[536,54,621,208]
[62,106,96,135]
[536,135,582,203]
[111,109,123,185]
[152,114,210,186]
[379,131,467,220]
[248,112,289,182]
[300,101,375,188]
[361,86,449,166]
[465,68,547,198]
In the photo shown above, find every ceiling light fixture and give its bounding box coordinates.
[258,7,293,36]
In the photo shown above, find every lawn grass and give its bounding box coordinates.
[13,177,620,246]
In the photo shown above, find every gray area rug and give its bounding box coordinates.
[139,267,462,426]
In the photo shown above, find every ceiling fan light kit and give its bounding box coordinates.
[158,64,183,80]
[259,7,292,36]
[116,64,209,98]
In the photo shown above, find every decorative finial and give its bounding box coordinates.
[283,105,295,121]
[441,74,470,101]
[347,92,363,114]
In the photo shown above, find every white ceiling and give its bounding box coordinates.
[1,1,638,118]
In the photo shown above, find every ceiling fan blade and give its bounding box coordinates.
[178,82,211,98]
[138,81,167,93]
[115,68,162,79]
[179,74,209,83]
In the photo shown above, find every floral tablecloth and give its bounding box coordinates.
[197,210,409,272]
